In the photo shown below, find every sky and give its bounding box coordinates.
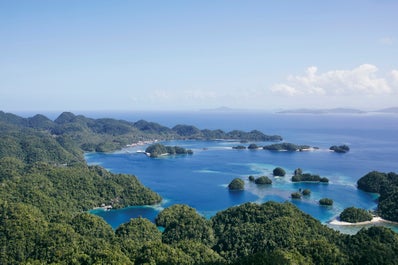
[1,0,397,112]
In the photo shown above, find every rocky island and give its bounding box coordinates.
[145,143,193,158]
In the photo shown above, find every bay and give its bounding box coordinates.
[85,111,398,233]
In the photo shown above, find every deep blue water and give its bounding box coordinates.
[84,111,398,233]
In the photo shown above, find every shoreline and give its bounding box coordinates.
[329,216,398,226]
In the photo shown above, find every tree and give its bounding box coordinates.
[155,204,215,246]
[255,176,272,184]
[339,207,373,223]
[319,198,333,206]
[115,217,161,243]
[228,178,245,190]
[273,167,286,177]
[248,143,259,149]
[291,192,302,199]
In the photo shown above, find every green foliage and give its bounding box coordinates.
[134,241,193,265]
[1,111,398,265]
[263,143,310,151]
[291,192,302,199]
[255,176,272,184]
[344,226,398,265]
[292,172,329,183]
[211,201,344,263]
[273,167,286,176]
[248,175,255,181]
[228,178,245,190]
[155,204,215,246]
[294,168,303,176]
[173,240,225,265]
[339,207,373,223]
[233,249,311,265]
[226,129,282,141]
[70,213,115,240]
[330,144,350,153]
[116,217,161,243]
[357,171,398,221]
[319,198,333,206]
[0,161,161,218]
[302,189,311,196]
[357,171,389,193]
[248,143,259,149]
[145,143,193,157]
[0,202,47,264]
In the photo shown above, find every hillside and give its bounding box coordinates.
[0,111,397,264]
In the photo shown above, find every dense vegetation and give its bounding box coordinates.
[254,176,272,184]
[291,192,302,199]
[145,143,193,157]
[1,111,398,264]
[330,144,350,153]
[292,171,329,183]
[319,198,334,206]
[228,178,245,190]
[273,167,286,176]
[0,111,282,155]
[340,207,373,223]
[263,142,311,151]
[357,171,398,221]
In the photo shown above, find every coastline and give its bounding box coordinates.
[329,216,398,226]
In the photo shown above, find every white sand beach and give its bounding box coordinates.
[329,216,395,226]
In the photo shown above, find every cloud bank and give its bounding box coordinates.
[271,64,398,97]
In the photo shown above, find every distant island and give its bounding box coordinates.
[329,145,350,153]
[263,142,314,151]
[277,107,398,114]
[291,168,329,183]
[277,108,365,114]
[145,143,193,158]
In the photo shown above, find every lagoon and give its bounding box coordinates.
[85,111,398,233]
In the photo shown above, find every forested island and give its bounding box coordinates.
[357,171,398,222]
[1,111,398,264]
[145,143,193,157]
[291,168,329,183]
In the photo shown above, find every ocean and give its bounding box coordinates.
[82,111,398,233]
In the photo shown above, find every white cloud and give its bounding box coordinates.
[391,70,398,85]
[271,64,397,97]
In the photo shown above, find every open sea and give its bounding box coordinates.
[81,111,398,233]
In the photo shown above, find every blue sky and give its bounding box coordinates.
[1,0,397,112]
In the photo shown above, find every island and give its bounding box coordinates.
[232,145,246,150]
[339,207,373,223]
[263,142,312,151]
[273,167,286,177]
[254,176,272,185]
[329,145,350,153]
[291,192,302,199]
[319,198,333,206]
[357,171,398,222]
[228,178,245,190]
[291,170,329,183]
[145,143,193,158]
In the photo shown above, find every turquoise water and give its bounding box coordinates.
[85,112,398,232]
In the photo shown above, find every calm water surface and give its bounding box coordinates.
[85,111,398,233]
